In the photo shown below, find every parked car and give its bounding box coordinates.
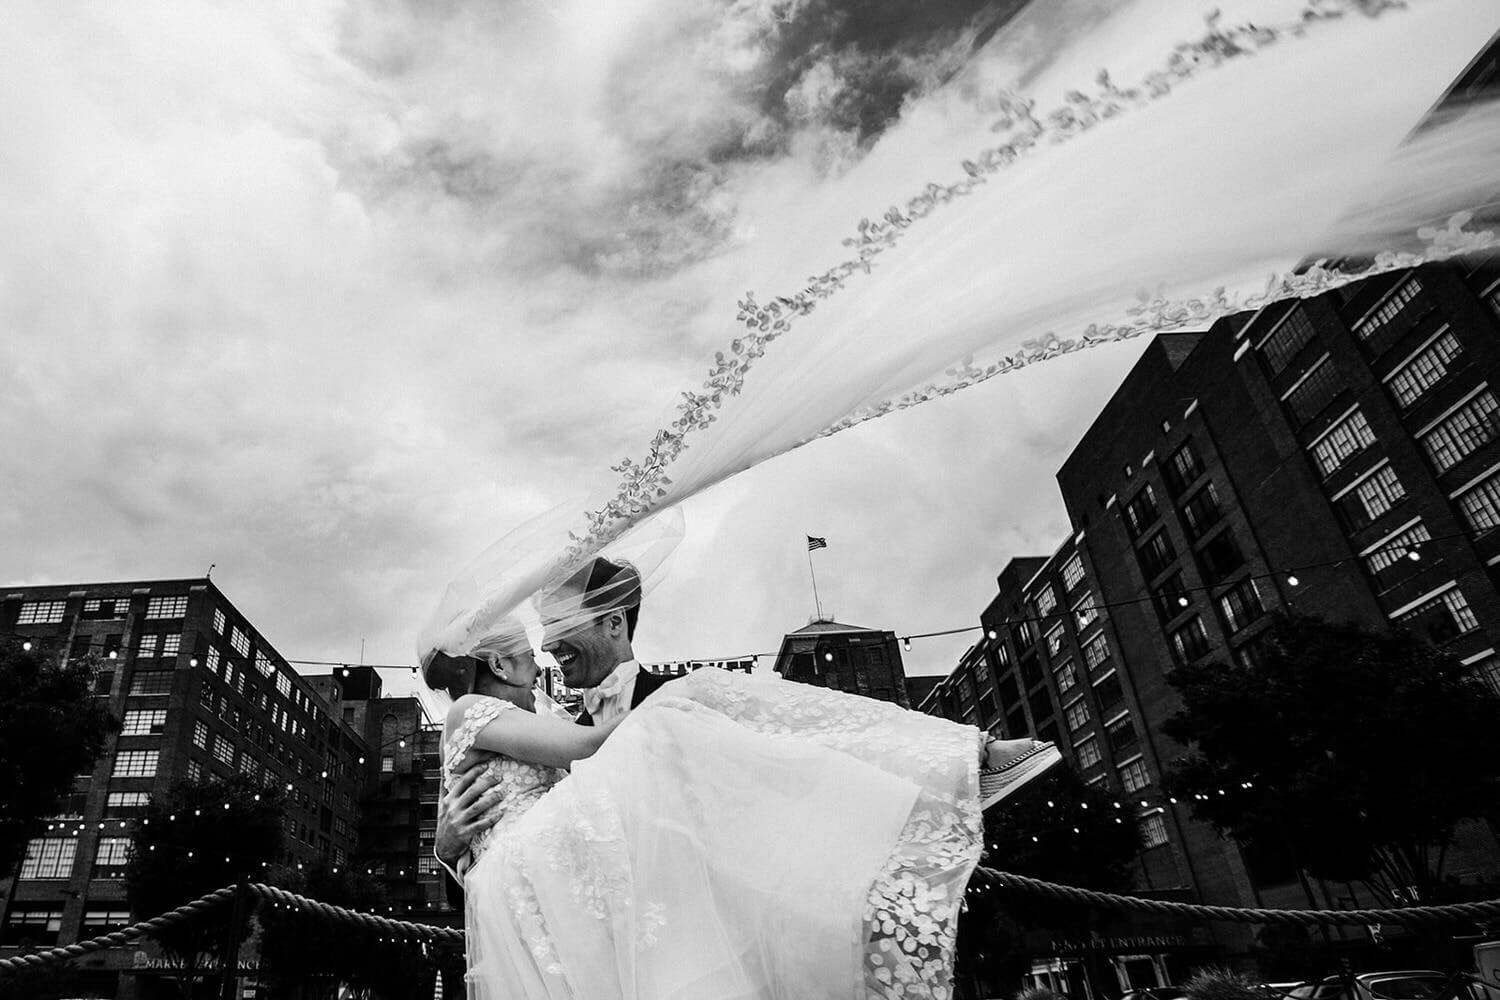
[1286,971,1498,1000]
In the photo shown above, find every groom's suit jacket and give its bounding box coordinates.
[574,668,672,727]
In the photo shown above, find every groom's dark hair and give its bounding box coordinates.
[556,556,641,640]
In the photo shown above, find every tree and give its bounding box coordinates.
[0,640,115,876]
[1162,613,1500,905]
[125,775,285,999]
[957,765,1142,999]
[257,861,443,1000]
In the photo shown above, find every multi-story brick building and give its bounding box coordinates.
[307,665,454,921]
[0,579,433,997]
[773,620,912,706]
[919,255,1500,985]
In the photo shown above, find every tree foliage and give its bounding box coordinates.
[125,776,285,997]
[0,640,115,875]
[1162,613,1500,904]
[957,765,1142,997]
[257,861,445,1000]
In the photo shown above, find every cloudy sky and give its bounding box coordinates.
[3,0,1494,695]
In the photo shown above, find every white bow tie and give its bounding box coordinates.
[582,661,637,716]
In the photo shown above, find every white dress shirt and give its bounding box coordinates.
[580,659,641,725]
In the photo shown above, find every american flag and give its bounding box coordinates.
[806,536,828,551]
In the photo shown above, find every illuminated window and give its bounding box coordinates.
[1074,734,1102,769]
[1388,329,1462,407]
[112,750,159,778]
[16,601,66,625]
[1310,408,1376,477]
[121,709,167,737]
[1420,390,1500,472]
[1119,758,1151,793]
[1140,812,1170,848]
[18,838,76,880]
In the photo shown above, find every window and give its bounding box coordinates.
[1119,758,1151,793]
[1163,441,1204,495]
[1153,571,1191,621]
[113,750,158,778]
[1260,307,1317,374]
[212,734,235,768]
[203,647,221,676]
[381,756,395,774]
[1061,553,1086,591]
[1355,276,1424,340]
[1,907,64,946]
[146,595,188,619]
[1310,409,1377,477]
[161,634,180,658]
[82,598,128,619]
[230,625,251,657]
[1365,521,1432,581]
[1170,617,1211,664]
[1420,389,1500,472]
[186,759,203,783]
[19,838,76,879]
[255,652,274,678]
[1074,734,1102,769]
[213,608,226,634]
[193,720,209,749]
[276,673,292,698]
[1472,654,1500,697]
[1082,633,1110,671]
[16,600,66,625]
[93,837,132,879]
[1218,578,1266,633]
[1055,659,1078,693]
[1198,529,1246,584]
[80,908,132,935]
[1388,329,1462,407]
[1284,356,1341,425]
[1457,468,1500,534]
[1337,463,1405,530]
[1106,715,1140,755]
[1063,698,1090,732]
[137,633,159,658]
[1138,530,1177,579]
[1180,482,1223,539]
[1123,485,1160,538]
[121,709,167,737]
[1140,812,1170,848]
[128,670,173,696]
[1395,585,1479,644]
[1035,586,1058,617]
[104,792,151,816]
[1093,672,1124,715]
[1072,596,1099,632]
[1045,624,1066,657]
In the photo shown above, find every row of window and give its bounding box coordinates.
[0,905,133,946]
[18,836,130,881]
[15,594,189,628]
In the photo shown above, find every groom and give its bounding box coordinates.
[434,556,674,878]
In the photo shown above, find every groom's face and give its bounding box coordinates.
[540,584,619,689]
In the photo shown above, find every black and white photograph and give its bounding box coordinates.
[3,1,1500,997]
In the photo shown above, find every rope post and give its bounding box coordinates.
[217,881,251,1000]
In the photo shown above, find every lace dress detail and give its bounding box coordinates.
[457,671,986,1000]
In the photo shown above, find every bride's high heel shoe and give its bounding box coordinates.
[978,738,1062,811]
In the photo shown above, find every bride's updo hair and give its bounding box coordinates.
[422,616,532,696]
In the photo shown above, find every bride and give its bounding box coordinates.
[422,556,1058,1000]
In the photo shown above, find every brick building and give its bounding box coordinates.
[773,620,912,706]
[0,579,442,998]
[919,255,1500,984]
[306,666,454,921]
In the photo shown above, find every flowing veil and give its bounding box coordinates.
[420,0,1500,659]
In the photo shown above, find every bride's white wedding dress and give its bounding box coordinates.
[446,667,985,1000]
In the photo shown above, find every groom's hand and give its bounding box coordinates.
[436,763,502,871]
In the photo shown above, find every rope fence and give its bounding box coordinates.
[4,872,1499,975]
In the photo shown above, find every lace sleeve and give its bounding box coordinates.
[443,697,515,778]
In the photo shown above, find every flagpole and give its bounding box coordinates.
[807,545,824,621]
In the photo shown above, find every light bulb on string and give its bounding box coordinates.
[1177,596,1189,608]
[1287,575,1300,587]
[824,652,833,662]
[1407,546,1421,562]
[22,640,32,651]
[987,630,998,641]
[902,638,911,652]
